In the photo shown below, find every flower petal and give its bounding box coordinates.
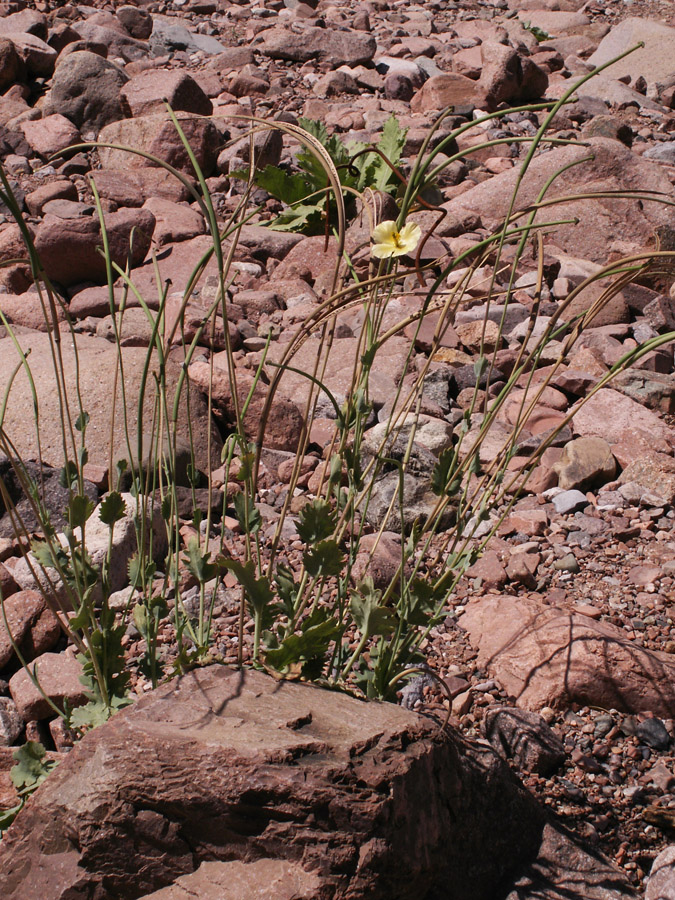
[371,242,396,259]
[371,220,397,245]
[398,222,421,253]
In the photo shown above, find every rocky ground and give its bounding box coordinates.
[0,0,674,897]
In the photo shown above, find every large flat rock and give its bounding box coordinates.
[0,665,547,900]
[0,332,221,476]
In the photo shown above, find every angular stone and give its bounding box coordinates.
[142,198,206,246]
[8,651,87,721]
[478,41,548,110]
[34,207,155,287]
[645,845,675,900]
[3,32,56,77]
[0,38,20,92]
[485,707,565,775]
[571,388,674,459]
[466,550,507,591]
[350,531,404,591]
[98,113,219,178]
[0,332,221,477]
[0,665,546,900]
[618,453,675,505]
[461,594,675,717]
[587,18,675,86]
[116,6,153,40]
[0,590,60,671]
[19,114,80,158]
[258,25,376,68]
[553,436,616,492]
[441,139,674,265]
[410,72,487,113]
[506,822,636,900]
[91,167,192,207]
[139,860,321,900]
[189,361,304,453]
[0,697,22,746]
[121,70,213,118]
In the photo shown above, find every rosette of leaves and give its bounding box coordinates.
[236,115,407,233]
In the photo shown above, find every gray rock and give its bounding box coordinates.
[0,696,22,745]
[44,51,129,132]
[644,142,675,165]
[149,17,227,57]
[637,717,671,751]
[551,489,589,515]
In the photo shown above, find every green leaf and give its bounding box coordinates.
[372,114,408,192]
[58,460,79,490]
[350,578,398,638]
[474,355,488,380]
[98,492,127,526]
[405,578,442,626]
[275,564,299,619]
[431,446,461,497]
[233,492,261,534]
[128,553,156,588]
[183,537,221,584]
[303,539,344,578]
[10,741,57,795]
[264,608,341,675]
[75,411,90,432]
[222,559,274,619]
[245,165,314,207]
[66,494,96,528]
[0,801,24,833]
[296,498,336,545]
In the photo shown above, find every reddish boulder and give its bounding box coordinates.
[0,665,545,900]
[0,590,60,671]
[8,651,87,721]
[34,208,155,286]
[461,594,675,717]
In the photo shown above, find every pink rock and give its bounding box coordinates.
[351,532,405,591]
[0,590,60,670]
[98,112,220,178]
[410,73,487,113]
[441,139,674,265]
[19,113,80,158]
[645,845,675,900]
[91,167,192,207]
[508,508,548,537]
[466,550,507,590]
[34,207,155,286]
[3,31,56,77]
[9,651,87,721]
[142,198,206,246]
[25,178,78,216]
[478,41,548,110]
[0,292,67,332]
[139,860,321,900]
[461,594,675,717]
[121,70,213,118]
[571,388,674,458]
[505,552,540,589]
[0,38,20,92]
[618,452,675,505]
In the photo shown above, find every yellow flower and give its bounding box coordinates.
[371,220,421,259]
